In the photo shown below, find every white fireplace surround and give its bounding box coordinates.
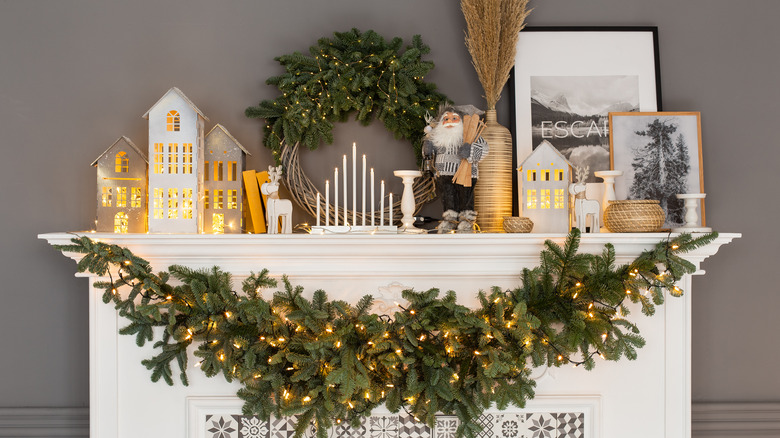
[40,231,739,438]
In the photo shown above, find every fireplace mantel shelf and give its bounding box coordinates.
[39,231,739,438]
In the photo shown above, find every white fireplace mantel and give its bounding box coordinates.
[40,231,739,438]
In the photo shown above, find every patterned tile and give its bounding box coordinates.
[239,416,269,438]
[474,413,494,438]
[525,413,556,438]
[334,419,367,438]
[494,413,525,438]
[554,413,584,438]
[434,416,458,438]
[269,417,297,438]
[398,414,431,438]
[206,415,240,438]
[368,415,400,438]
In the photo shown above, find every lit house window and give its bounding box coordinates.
[115,152,129,173]
[227,190,237,209]
[182,189,193,219]
[214,161,223,181]
[102,187,112,207]
[212,213,225,234]
[167,111,180,132]
[527,170,536,181]
[526,189,537,209]
[542,170,550,181]
[116,187,127,208]
[228,161,237,181]
[154,143,164,174]
[182,143,193,174]
[153,188,164,219]
[204,189,210,209]
[554,189,565,209]
[554,169,564,181]
[114,212,128,234]
[213,189,223,209]
[168,143,178,174]
[168,188,178,219]
[131,188,142,208]
[541,189,551,209]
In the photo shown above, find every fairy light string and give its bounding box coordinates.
[54,229,717,438]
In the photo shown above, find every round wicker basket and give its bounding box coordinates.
[604,200,665,233]
[502,216,534,233]
[279,143,437,225]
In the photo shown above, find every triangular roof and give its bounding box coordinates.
[205,124,251,156]
[91,136,147,166]
[142,87,209,121]
[520,139,573,168]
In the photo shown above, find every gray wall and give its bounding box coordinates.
[0,0,776,409]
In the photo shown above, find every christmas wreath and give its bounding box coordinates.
[245,29,448,221]
[55,230,717,438]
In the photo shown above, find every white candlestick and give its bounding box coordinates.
[380,180,385,226]
[325,180,330,226]
[389,192,393,226]
[342,155,347,225]
[362,154,366,226]
[334,168,339,226]
[352,143,357,226]
[316,192,320,226]
[370,168,375,226]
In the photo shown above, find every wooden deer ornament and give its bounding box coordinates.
[260,165,293,234]
[569,166,601,233]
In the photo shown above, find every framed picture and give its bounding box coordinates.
[511,26,662,191]
[609,111,704,228]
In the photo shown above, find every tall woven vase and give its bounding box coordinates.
[475,109,514,233]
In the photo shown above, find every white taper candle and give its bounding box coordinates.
[389,192,393,226]
[370,168,375,226]
[380,180,385,226]
[334,168,339,226]
[352,143,357,226]
[316,192,320,226]
[325,180,330,226]
[342,155,347,225]
[362,154,366,226]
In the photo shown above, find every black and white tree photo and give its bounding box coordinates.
[610,112,704,228]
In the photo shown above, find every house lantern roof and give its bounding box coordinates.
[142,87,209,121]
[206,124,251,156]
[91,136,147,167]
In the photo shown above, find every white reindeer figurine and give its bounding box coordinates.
[260,165,293,234]
[568,166,601,233]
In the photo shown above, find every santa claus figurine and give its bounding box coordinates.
[423,105,488,233]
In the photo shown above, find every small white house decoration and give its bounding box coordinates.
[519,140,573,233]
[143,87,208,234]
[92,136,147,233]
[204,124,250,234]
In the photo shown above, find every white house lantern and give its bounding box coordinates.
[203,124,250,234]
[92,136,147,233]
[144,87,208,234]
[519,140,573,233]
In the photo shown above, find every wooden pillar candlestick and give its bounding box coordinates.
[672,193,711,233]
[393,170,424,233]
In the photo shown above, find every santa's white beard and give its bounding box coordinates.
[430,122,464,149]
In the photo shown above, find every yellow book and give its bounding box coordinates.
[256,171,272,232]
[243,170,266,233]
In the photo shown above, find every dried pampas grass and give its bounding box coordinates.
[461,0,531,109]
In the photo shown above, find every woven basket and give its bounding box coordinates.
[502,216,533,233]
[604,200,665,232]
[279,142,436,225]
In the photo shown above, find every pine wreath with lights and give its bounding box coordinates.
[55,230,717,438]
[245,29,447,221]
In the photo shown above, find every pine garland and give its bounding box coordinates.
[54,230,717,438]
[245,28,447,164]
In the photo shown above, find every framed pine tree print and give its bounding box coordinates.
[609,111,704,228]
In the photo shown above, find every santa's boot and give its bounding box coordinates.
[457,210,478,233]
[437,210,459,233]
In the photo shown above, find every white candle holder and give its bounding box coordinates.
[594,170,623,232]
[672,193,711,233]
[394,170,424,234]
